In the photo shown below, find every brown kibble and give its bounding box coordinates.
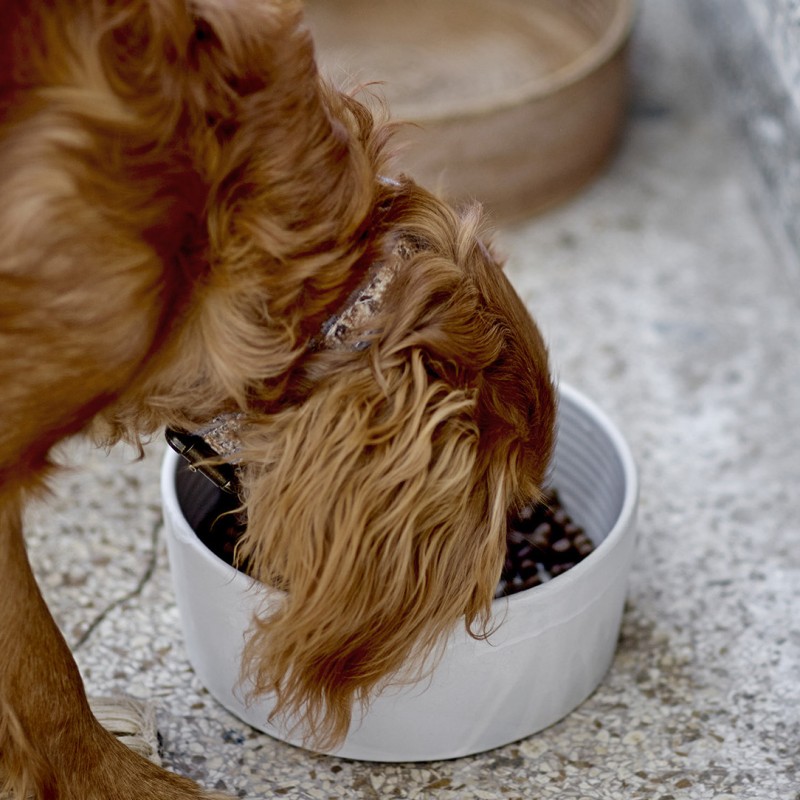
[516,504,535,523]
[516,544,534,562]
[507,529,528,546]
[519,559,538,578]
[550,537,572,554]
[552,509,569,526]
[499,487,594,598]
[532,522,551,540]
[522,574,542,590]
[576,542,594,557]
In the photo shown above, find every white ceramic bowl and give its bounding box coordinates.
[161,383,638,762]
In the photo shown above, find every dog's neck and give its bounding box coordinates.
[168,231,421,478]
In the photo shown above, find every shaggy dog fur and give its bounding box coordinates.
[0,0,556,797]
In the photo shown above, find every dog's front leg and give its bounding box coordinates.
[0,489,228,800]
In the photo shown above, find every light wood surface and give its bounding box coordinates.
[308,0,636,220]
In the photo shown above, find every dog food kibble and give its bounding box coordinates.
[496,488,594,598]
[193,478,592,599]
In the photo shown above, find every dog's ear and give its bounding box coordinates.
[232,240,554,749]
[233,362,507,749]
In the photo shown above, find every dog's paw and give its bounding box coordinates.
[56,729,235,800]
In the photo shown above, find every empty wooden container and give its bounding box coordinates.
[307,0,636,221]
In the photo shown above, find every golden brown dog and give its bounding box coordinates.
[0,0,556,797]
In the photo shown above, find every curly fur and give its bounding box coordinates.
[0,0,556,797]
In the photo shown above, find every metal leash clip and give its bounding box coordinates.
[165,428,240,494]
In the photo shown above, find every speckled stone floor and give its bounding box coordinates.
[22,1,800,798]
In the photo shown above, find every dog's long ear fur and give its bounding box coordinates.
[234,196,555,748]
[237,352,503,747]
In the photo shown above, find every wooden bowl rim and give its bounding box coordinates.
[402,0,637,123]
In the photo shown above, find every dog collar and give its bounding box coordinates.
[167,224,418,490]
[314,233,418,351]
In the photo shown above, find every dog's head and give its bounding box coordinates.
[232,178,556,747]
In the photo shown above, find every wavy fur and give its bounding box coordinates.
[235,192,555,746]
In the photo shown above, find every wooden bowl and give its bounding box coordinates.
[306,0,636,221]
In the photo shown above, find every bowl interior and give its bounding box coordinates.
[306,0,634,119]
[548,387,631,550]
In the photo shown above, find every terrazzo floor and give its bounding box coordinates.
[21,1,800,798]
